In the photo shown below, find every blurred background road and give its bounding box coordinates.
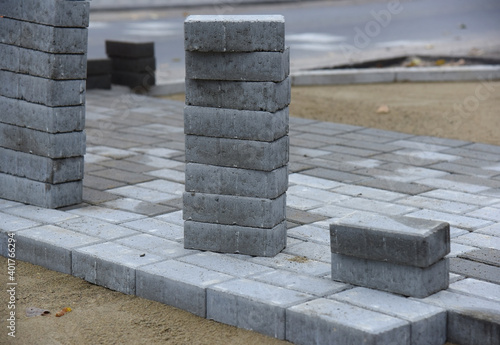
[87,0,500,83]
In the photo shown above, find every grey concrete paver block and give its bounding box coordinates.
[252,270,348,296]
[419,290,500,345]
[0,147,83,183]
[207,278,312,339]
[331,253,449,298]
[122,218,184,242]
[183,192,286,228]
[330,213,450,267]
[73,242,164,294]
[184,15,285,52]
[116,234,194,258]
[185,135,288,171]
[3,205,78,223]
[107,185,178,203]
[288,173,343,190]
[186,48,289,82]
[286,298,410,345]
[284,241,331,263]
[16,225,101,274]
[185,163,287,199]
[185,78,290,112]
[449,278,500,303]
[136,260,234,317]
[184,220,286,256]
[178,251,273,277]
[250,253,331,276]
[331,287,446,345]
[68,206,146,224]
[459,247,500,266]
[56,216,139,240]
[0,213,39,257]
[288,224,330,245]
[184,106,288,142]
[19,20,88,53]
[449,257,500,284]
[408,209,492,231]
[0,96,85,133]
[452,232,500,251]
[0,174,83,208]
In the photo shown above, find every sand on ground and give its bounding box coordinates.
[2,81,496,344]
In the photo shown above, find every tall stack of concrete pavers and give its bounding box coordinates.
[330,213,450,298]
[0,0,89,208]
[183,15,290,257]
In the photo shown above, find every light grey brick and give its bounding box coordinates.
[0,147,83,183]
[116,234,194,258]
[452,232,500,250]
[336,197,417,215]
[68,206,146,224]
[184,106,288,142]
[57,216,139,240]
[284,241,331,263]
[0,123,85,158]
[186,48,289,82]
[183,192,285,228]
[0,173,83,208]
[449,278,500,303]
[0,96,85,133]
[331,253,449,298]
[408,209,492,231]
[331,287,446,345]
[252,270,348,296]
[288,224,330,245]
[286,298,410,345]
[419,290,500,345]
[19,47,87,79]
[207,278,312,339]
[185,135,288,172]
[2,0,90,27]
[178,251,273,277]
[16,225,100,274]
[184,15,285,52]
[0,214,39,257]
[330,213,450,267]
[3,204,78,223]
[72,242,164,295]
[184,220,286,256]
[250,253,331,276]
[122,218,184,241]
[0,43,20,72]
[136,260,234,317]
[420,189,498,206]
[185,78,290,112]
[0,18,21,46]
[185,163,288,199]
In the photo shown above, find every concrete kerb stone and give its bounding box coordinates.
[185,47,290,82]
[183,192,286,228]
[184,106,289,142]
[331,253,449,298]
[330,213,450,268]
[184,15,285,53]
[185,163,288,199]
[184,220,287,256]
[286,298,411,345]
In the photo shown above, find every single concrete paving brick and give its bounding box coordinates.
[184,106,288,142]
[0,173,83,208]
[136,260,234,317]
[185,78,290,112]
[0,213,39,257]
[15,225,101,274]
[185,163,288,199]
[106,40,155,58]
[1,0,90,28]
[448,278,500,303]
[0,96,85,133]
[207,278,312,339]
[286,298,410,345]
[330,213,450,267]
[0,123,85,158]
[331,287,446,345]
[183,192,286,228]
[185,135,289,171]
[0,17,22,46]
[184,15,285,52]
[419,290,500,345]
[18,47,87,80]
[20,21,88,54]
[0,44,20,72]
[185,48,289,82]
[0,147,84,183]
[72,242,164,295]
[184,221,286,256]
[331,253,449,298]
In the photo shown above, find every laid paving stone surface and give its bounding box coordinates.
[1,88,500,344]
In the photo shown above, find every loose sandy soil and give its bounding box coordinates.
[2,81,495,344]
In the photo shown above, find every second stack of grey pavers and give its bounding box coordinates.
[0,0,89,208]
[330,213,451,298]
[182,15,290,256]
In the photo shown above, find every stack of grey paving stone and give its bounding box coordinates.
[330,213,450,298]
[0,0,89,208]
[105,40,156,90]
[183,15,290,257]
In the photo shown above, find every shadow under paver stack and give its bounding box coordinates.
[182,15,290,256]
[0,0,89,208]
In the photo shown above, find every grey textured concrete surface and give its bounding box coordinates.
[1,86,500,344]
[184,15,285,53]
[184,106,289,142]
[330,213,450,267]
